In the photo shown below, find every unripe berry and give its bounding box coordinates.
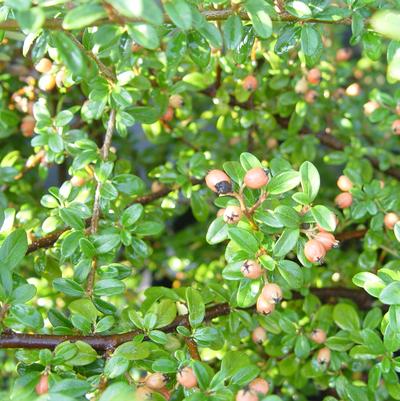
[177,367,197,389]
[251,326,266,344]
[217,208,225,217]
[205,169,232,194]
[244,168,269,189]
[261,283,283,304]
[169,94,183,109]
[384,212,399,230]
[317,347,331,365]
[363,100,380,116]
[241,260,263,279]
[336,48,352,62]
[304,90,317,104]
[34,58,52,74]
[304,239,326,263]
[307,68,321,85]
[256,295,275,315]
[145,372,168,390]
[21,115,35,137]
[70,175,86,187]
[224,205,242,224]
[336,175,353,192]
[38,74,56,91]
[236,389,258,401]
[310,329,327,344]
[35,374,49,395]
[345,83,361,97]
[161,106,174,122]
[249,378,269,395]
[314,232,339,251]
[135,385,153,400]
[335,192,353,209]
[242,75,258,91]
[392,120,400,135]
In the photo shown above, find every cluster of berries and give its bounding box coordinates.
[235,378,270,401]
[135,372,171,400]
[161,94,184,122]
[304,227,339,264]
[335,175,353,209]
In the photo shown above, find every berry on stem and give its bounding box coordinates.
[251,326,266,344]
[38,74,56,91]
[392,120,400,135]
[261,283,283,304]
[244,167,269,189]
[337,175,353,192]
[35,374,49,395]
[242,75,258,91]
[256,295,275,315]
[145,372,167,390]
[236,389,258,401]
[177,367,197,389]
[314,232,339,251]
[21,115,35,137]
[305,90,317,103]
[249,378,269,395]
[205,169,232,194]
[34,58,52,74]
[241,260,263,279]
[335,192,353,209]
[304,239,326,263]
[161,106,174,122]
[223,205,242,224]
[307,68,321,85]
[310,329,327,344]
[384,212,399,230]
[346,83,361,97]
[317,347,331,365]
[336,48,352,62]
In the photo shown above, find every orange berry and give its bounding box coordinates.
[249,378,269,395]
[307,68,321,85]
[335,192,353,209]
[34,58,52,74]
[314,232,339,251]
[205,169,232,194]
[317,347,331,365]
[35,374,49,395]
[266,138,278,149]
[336,48,352,62]
[251,326,266,344]
[244,167,269,189]
[145,373,168,390]
[256,295,275,315]
[304,239,326,263]
[392,120,400,135]
[21,115,35,137]
[217,208,225,217]
[384,212,399,230]
[304,90,318,103]
[70,175,86,187]
[38,74,56,91]
[261,283,283,304]
[135,385,153,400]
[236,389,258,401]
[177,367,197,389]
[242,75,258,91]
[337,175,353,192]
[161,106,174,122]
[223,205,242,224]
[241,260,263,279]
[310,329,327,344]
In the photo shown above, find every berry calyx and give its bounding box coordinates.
[317,347,331,365]
[244,167,269,189]
[335,192,353,209]
[241,260,263,279]
[145,372,168,390]
[176,367,197,389]
[242,75,258,91]
[223,205,242,224]
[249,378,270,395]
[304,239,326,263]
[336,175,353,192]
[307,68,321,85]
[314,232,339,251]
[261,283,283,304]
[384,212,399,230]
[34,58,52,74]
[256,295,275,315]
[251,326,266,344]
[35,374,49,395]
[205,169,232,194]
[310,329,327,344]
[169,94,184,109]
[236,388,258,401]
[392,120,400,135]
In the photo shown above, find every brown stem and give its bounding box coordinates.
[0,287,377,351]
[184,337,201,361]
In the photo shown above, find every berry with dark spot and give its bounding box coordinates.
[392,120,400,135]
[304,239,326,263]
[251,326,266,344]
[177,367,197,389]
[261,283,283,304]
[241,260,263,279]
[223,205,242,224]
[310,329,327,344]
[242,75,258,91]
[205,169,232,194]
[314,232,339,251]
[317,347,331,365]
[256,295,275,315]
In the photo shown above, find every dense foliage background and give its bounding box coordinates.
[0,0,400,400]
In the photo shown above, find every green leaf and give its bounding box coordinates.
[352,272,385,297]
[379,282,400,305]
[127,23,160,50]
[53,278,85,298]
[115,340,150,361]
[237,279,260,307]
[164,0,192,31]
[223,15,242,50]
[67,341,98,366]
[300,161,320,202]
[121,204,143,227]
[273,229,299,258]
[268,171,300,195]
[239,152,263,171]
[190,192,209,223]
[228,227,259,255]
[245,0,272,39]
[278,260,303,288]
[186,287,205,328]
[311,205,336,232]
[106,0,162,25]
[94,279,125,297]
[286,1,312,18]
[274,205,300,228]
[62,4,107,30]
[371,10,400,41]
[16,7,44,33]
[206,217,228,244]
[333,303,360,331]
[0,229,28,271]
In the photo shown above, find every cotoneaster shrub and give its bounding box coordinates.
[0,1,400,401]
